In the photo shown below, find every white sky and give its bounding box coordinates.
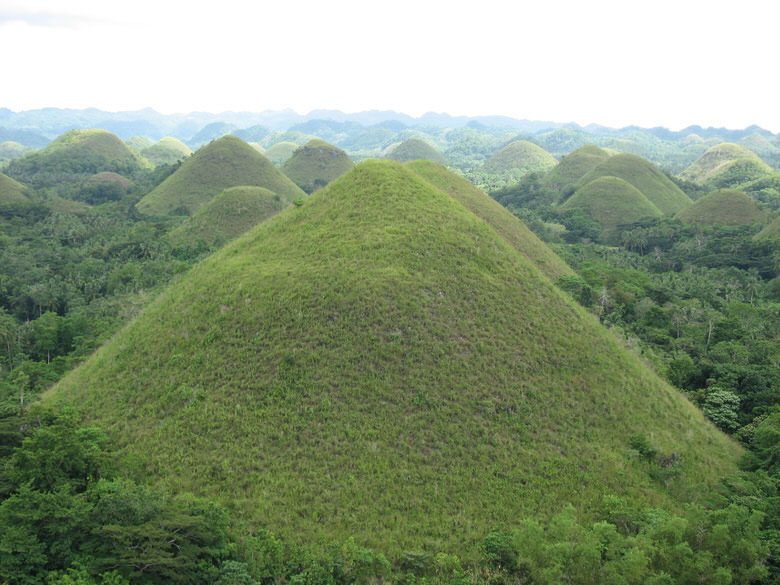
[1,0,778,131]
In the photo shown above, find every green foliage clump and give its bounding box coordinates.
[677,189,769,226]
[282,139,354,194]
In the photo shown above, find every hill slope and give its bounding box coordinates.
[264,141,298,165]
[563,176,664,241]
[405,159,574,281]
[483,140,557,173]
[136,135,305,216]
[0,171,31,204]
[141,137,193,166]
[680,143,772,184]
[676,189,769,226]
[282,139,354,193]
[754,215,780,240]
[386,138,447,164]
[167,186,285,247]
[49,161,738,556]
[542,144,611,191]
[576,153,692,215]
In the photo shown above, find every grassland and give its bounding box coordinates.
[576,153,691,215]
[386,138,447,164]
[167,186,286,247]
[754,214,780,240]
[136,135,305,216]
[677,188,769,226]
[680,143,772,184]
[483,140,557,173]
[542,144,611,191]
[0,171,31,204]
[264,141,299,165]
[141,137,193,166]
[564,176,663,241]
[49,160,739,558]
[282,139,354,193]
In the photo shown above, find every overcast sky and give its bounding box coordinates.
[1,0,778,131]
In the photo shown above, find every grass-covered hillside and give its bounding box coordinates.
[576,153,692,216]
[167,186,286,248]
[282,139,354,193]
[0,140,31,162]
[0,171,31,204]
[563,176,664,241]
[406,159,574,281]
[680,143,772,184]
[264,141,299,165]
[49,160,739,557]
[483,140,557,174]
[141,136,193,166]
[386,138,447,164]
[4,129,147,190]
[542,144,611,191]
[676,188,770,226]
[754,214,780,240]
[135,135,305,216]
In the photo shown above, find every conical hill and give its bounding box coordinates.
[680,143,772,184]
[264,141,298,165]
[136,135,305,216]
[167,186,286,247]
[676,189,769,226]
[49,161,739,556]
[483,140,557,173]
[563,176,664,242]
[576,153,691,215]
[141,136,193,166]
[542,144,611,191]
[282,139,354,193]
[405,160,574,281]
[386,138,447,164]
[0,172,31,204]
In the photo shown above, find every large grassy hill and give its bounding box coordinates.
[167,186,285,248]
[141,137,193,166]
[563,176,664,241]
[576,153,692,215]
[0,171,31,204]
[542,144,611,191]
[483,140,557,174]
[136,135,305,216]
[405,159,574,281]
[5,129,147,189]
[680,143,772,184]
[676,189,769,226]
[386,138,447,164]
[49,160,739,557]
[282,139,354,193]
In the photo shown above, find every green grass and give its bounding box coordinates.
[754,214,780,240]
[542,145,611,191]
[576,153,691,216]
[740,133,779,158]
[125,136,154,151]
[483,140,557,173]
[386,138,447,165]
[48,160,739,558]
[676,189,769,226]
[680,143,772,184]
[167,186,286,247]
[141,137,193,167]
[405,159,574,281]
[264,141,299,166]
[0,171,31,204]
[282,139,354,193]
[564,176,663,241]
[136,136,306,216]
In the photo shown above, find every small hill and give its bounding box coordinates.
[405,159,573,281]
[188,122,237,147]
[706,158,775,190]
[0,141,31,162]
[754,215,780,241]
[125,136,154,151]
[676,189,769,226]
[576,153,692,216]
[739,133,778,158]
[0,171,31,204]
[483,140,557,174]
[386,138,447,164]
[282,139,354,194]
[680,143,772,184]
[136,135,305,216]
[141,137,193,166]
[167,186,285,248]
[563,176,663,241]
[264,141,298,166]
[50,160,739,556]
[5,129,146,189]
[542,145,611,191]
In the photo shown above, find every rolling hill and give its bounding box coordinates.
[676,189,769,226]
[542,145,611,191]
[49,160,738,557]
[576,153,692,215]
[282,139,354,193]
[680,143,772,184]
[167,186,286,247]
[754,215,780,241]
[141,137,193,166]
[264,141,298,166]
[0,171,31,204]
[483,140,557,174]
[385,138,447,164]
[563,176,664,241]
[135,135,305,216]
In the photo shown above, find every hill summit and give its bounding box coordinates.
[282,139,354,193]
[542,144,611,191]
[136,135,305,216]
[49,161,738,556]
[386,138,447,164]
[680,143,772,185]
[483,140,557,174]
[676,189,769,226]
